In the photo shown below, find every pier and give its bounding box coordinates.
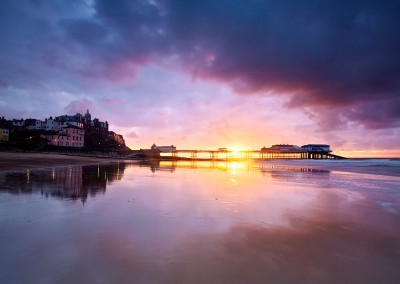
[130,143,346,160]
[150,149,345,160]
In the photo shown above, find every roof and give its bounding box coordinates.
[62,124,84,130]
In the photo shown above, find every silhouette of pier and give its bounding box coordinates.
[154,149,345,160]
[130,143,346,160]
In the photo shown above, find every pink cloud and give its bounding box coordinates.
[126,131,138,138]
[101,97,122,105]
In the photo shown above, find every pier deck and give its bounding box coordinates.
[153,149,345,160]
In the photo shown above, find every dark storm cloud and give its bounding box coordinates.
[162,0,400,127]
[91,0,167,60]
[343,99,400,129]
[0,0,399,129]
[60,0,400,128]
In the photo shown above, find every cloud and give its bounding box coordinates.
[72,0,400,128]
[3,1,400,102]
[343,99,400,129]
[60,19,108,47]
[64,98,93,114]
[126,131,138,138]
[0,0,399,151]
[101,97,122,105]
[171,0,400,129]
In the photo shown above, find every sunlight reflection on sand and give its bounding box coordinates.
[0,161,399,283]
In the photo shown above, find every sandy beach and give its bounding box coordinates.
[0,151,116,172]
[1,160,399,283]
[1,159,399,283]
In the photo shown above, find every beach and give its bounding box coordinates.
[0,158,399,283]
[0,151,116,172]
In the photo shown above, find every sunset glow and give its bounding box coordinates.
[228,146,240,157]
[227,162,245,173]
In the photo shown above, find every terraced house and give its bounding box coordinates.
[41,125,85,148]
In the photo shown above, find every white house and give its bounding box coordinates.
[44,117,62,131]
[35,120,44,130]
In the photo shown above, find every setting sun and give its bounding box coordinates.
[228,145,247,157]
[230,147,239,157]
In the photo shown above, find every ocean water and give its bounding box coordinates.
[260,158,400,177]
[0,160,399,283]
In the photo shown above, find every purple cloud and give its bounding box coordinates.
[126,131,138,139]
[65,1,400,128]
[0,0,399,152]
[64,98,93,114]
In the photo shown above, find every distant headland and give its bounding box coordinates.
[0,110,127,151]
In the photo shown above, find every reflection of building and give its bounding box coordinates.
[151,144,176,151]
[0,162,127,204]
[138,160,177,173]
[52,166,83,198]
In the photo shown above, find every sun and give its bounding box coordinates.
[230,147,239,157]
[228,145,245,158]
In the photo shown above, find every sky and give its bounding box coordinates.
[0,0,399,157]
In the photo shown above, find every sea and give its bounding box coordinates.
[0,158,399,283]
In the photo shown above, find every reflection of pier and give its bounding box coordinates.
[157,149,344,160]
[139,160,331,176]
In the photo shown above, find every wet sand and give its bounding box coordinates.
[1,160,399,283]
[0,152,115,172]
